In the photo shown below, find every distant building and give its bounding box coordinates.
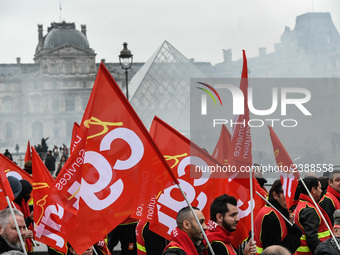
[0,21,142,149]
[209,12,340,78]
[1,12,339,155]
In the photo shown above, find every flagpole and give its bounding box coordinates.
[177,183,216,255]
[255,191,293,226]
[299,177,340,251]
[6,196,27,255]
[92,246,98,255]
[249,169,254,243]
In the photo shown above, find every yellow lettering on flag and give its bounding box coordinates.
[164,153,188,169]
[84,116,123,139]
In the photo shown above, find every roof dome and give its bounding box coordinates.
[42,22,90,50]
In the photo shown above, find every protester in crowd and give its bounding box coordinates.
[315,209,340,255]
[23,161,32,175]
[136,220,167,255]
[56,155,67,177]
[45,150,56,176]
[162,207,207,255]
[108,217,138,255]
[205,194,256,255]
[320,170,340,224]
[254,179,302,254]
[8,177,22,200]
[13,179,34,255]
[294,176,332,254]
[254,163,269,197]
[4,149,13,161]
[261,245,292,255]
[53,145,59,161]
[0,208,26,253]
[318,176,329,198]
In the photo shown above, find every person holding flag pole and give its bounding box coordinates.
[294,176,339,254]
[254,179,302,254]
[0,162,27,254]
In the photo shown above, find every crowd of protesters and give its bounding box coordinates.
[1,169,340,255]
[1,140,340,255]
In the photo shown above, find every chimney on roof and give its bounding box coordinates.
[38,24,43,44]
[81,24,87,36]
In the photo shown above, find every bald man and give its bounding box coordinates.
[162,207,207,255]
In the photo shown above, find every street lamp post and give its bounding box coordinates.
[119,42,133,101]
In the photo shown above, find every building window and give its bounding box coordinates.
[65,61,72,74]
[5,122,14,139]
[3,96,13,113]
[65,96,75,111]
[82,96,89,110]
[52,98,59,112]
[32,97,41,113]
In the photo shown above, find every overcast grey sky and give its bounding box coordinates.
[1,0,340,65]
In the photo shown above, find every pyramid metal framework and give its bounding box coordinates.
[129,41,206,135]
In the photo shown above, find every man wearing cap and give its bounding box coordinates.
[320,170,340,224]
[314,209,340,255]
[0,208,26,253]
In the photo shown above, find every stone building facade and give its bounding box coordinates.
[0,21,142,149]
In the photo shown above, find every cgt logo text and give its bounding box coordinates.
[197,83,312,128]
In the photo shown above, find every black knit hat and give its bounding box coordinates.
[8,176,22,198]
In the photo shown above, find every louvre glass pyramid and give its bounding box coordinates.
[129,40,206,135]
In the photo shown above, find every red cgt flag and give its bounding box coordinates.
[25,141,32,163]
[0,153,33,208]
[149,116,252,246]
[223,51,265,246]
[268,126,300,209]
[31,147,67,253]
[212,124,231,166]
[212,122,264,246]
[229,50,252,171]
[0,161,15,203]
[0,154,33,184]
[48,63,173,254]
[70,122,80,155]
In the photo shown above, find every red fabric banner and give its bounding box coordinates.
[48,63,173,254]
[0,161,15,203]
[25,141,32,163]
[31,147,67,253]
[212,125,231,166]
[229,50,252,171]
[268,126,300,209]
[70,122,80,155]
[148,116,261,247]
[0,154,32,184]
